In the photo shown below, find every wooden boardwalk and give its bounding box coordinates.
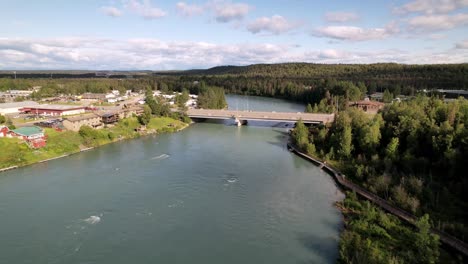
[187,109,335,124]
[287,143,468,257]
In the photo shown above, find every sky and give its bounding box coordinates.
[0,0,467,70]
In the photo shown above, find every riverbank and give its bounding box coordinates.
[287,142,468,262]
[0,116,189,172]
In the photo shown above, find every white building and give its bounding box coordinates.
[185,99,197,107]
[0,101,39,115]
[162,94,175,99]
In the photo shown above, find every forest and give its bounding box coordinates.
[2,63,468,106]
[291,96,468,252]
[162,63,468,102]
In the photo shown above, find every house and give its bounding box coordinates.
[436,89,468,99]
[121,105,144,118]
[0,126,9,137]
[0,90,34,102]
[81,93,107,101]
[370,93,384,102]
[63,113,102,131]
[105,93,116,99]
[0,101,39,115]
[11,126,46,148]
[19,105,86,116]
[185,99,197,107]
[100,112,119,124]
[349,98,385,113]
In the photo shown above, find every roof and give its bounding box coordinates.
[12,126,43,136]
[22,104,86,111]
[370,93,384,99]
[124,105,144,111]
[436,89,468,95]
[65,113,99,122]
[349,100,385,107]
[100,113,117,118]
[0,101,39,109]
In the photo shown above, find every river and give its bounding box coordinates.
[0,95,344,264]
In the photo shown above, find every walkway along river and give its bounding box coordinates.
[0,95,344,264]
[287,142,468,257]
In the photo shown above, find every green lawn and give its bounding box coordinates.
[0,116,187,169]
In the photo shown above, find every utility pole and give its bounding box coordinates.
[13,71,16,79]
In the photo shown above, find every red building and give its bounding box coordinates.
[349,99,385,113]
[19,105,86,116]
[0,126,9,137]
[11,126,47,148]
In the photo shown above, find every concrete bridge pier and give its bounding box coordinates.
[234,118,248,126]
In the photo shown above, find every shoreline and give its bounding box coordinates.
[286,141,468,257]
[0,122,190,174]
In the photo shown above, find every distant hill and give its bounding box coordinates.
[158,62,468,78]
[0,70,152,79]
[156,62,468,91]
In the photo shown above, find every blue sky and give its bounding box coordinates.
[0,0,467,70]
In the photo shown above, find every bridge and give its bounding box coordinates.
[187,109,335,126]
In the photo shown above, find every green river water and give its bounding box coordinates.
[0,95,344,264]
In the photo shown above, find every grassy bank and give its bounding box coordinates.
[338,192,465,264]
[0,117,187,169]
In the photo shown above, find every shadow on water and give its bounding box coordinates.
[297,233,340,264]
[267,128,290,149]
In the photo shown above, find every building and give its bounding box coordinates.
[80,93,107,101]
[121,105,144,118]
[0,101,39,115]
[0,126,9,137]
[349,98,385,113]
[0,90,34,102]
[19,105,86,116]
[100,112,119,124]
[435,89,468,99]
[63,113,102,131]
[370,93,384,102]
[11,126,46,148]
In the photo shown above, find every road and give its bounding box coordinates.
[187,109,335,124]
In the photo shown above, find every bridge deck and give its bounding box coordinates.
[187,109,335,124]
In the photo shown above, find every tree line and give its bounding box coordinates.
[292,96,468,247]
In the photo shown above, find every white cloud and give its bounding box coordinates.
[408,13,468,31]
[324,11,359,23]
[313,23,399,41]
[211,1,251,23]
[100,6,123,17]
[415,13,468,31]
[176,2,204,17]
[0,38,467,70]
[124,0,166,19]
[455,40,468,48]
[395,0,468,15]
[247,15,300,34]
[428,33,446,39]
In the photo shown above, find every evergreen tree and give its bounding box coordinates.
[138,105,152,126]
[292,119,309,150]
[383,89,393,103]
